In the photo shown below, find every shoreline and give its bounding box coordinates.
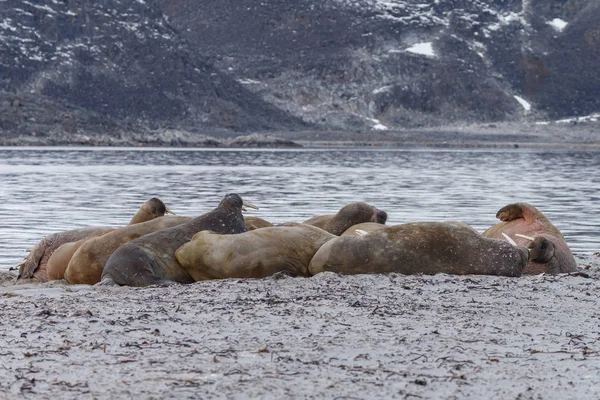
[1,121,599,150]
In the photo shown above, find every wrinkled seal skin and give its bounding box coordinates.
[18,197,171,283]
[341,222,388,236]
[47,231,113,281]
[64,216,191,285]
[175,223,335,280]
[482,203,578,274]
[101,194,250,287]
[303,202,387,235]
[18,226,114,283]
[309,222,530,277]
[43,198,172,282]
[244,216,273,231]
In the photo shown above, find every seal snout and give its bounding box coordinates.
[374,209,387,224]
[149,198,168,217]
[219,193,259,212]
[528,236,555,263]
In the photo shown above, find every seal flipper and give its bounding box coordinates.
[95,277,120,287]
[95,276,176,288]
[495,203,524,222]
[17,238,47,279]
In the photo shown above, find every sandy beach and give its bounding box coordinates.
[1,252,599,399]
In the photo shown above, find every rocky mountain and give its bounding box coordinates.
[0,0,598,144]
[159,0,600,131]
[0,0,308,144]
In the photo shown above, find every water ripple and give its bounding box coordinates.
[1,147,598,269]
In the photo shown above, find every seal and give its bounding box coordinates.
[100,193,258,287]
[42,198,173,282]
[47,231,112,281]
[129,197,175,224]
[64,216,191,284]
[175,223,335,280]
[17,226,114,283]
[244,216,273,231]
[341,222,388,236]
[303,202,387,235]
[482,202,578,274]
[309,222,530,277]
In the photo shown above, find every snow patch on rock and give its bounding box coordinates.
[513,95,531,112]
[555,113,599,124]
[405,42,436,58]
[548,18,568,32]
[238,78,261,85]
[371,118,388,130]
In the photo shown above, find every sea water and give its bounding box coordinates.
[0,146,598,269]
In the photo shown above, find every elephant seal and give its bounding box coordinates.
[101,193,257,287]
[482,203,578,274]
[303,202,387,235]
[244,216,273,231]
[342,222,388,237]
[309,222,530,277]
[64,216,191,284]
[42,198,173,282]
[175,223,335,280]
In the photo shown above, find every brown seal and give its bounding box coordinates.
[64,216,191,284]
[482,203,578,274]
[341,222,388,236]
[244,216,273,231]
[100,193,257,287]
[175,223,335,280]
[309,222,530,277]
[47,231,113,281]
[129,197,174,224]
[303,202,387,235]
[17,226,114,283]
[42,198,173,282]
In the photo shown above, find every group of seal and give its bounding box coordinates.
[100,193,258,287]
[14,197,578,288]
[16,198,173,283]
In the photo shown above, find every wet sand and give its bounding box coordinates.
[1,252,599,399]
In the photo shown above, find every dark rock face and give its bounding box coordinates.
[0,0,307,141]
[0,0,598,142]
[159,0,600,131]
[531,1,600,117]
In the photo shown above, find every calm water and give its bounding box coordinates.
[0,147,598,269]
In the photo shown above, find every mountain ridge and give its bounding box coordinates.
[1,0,598,144]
